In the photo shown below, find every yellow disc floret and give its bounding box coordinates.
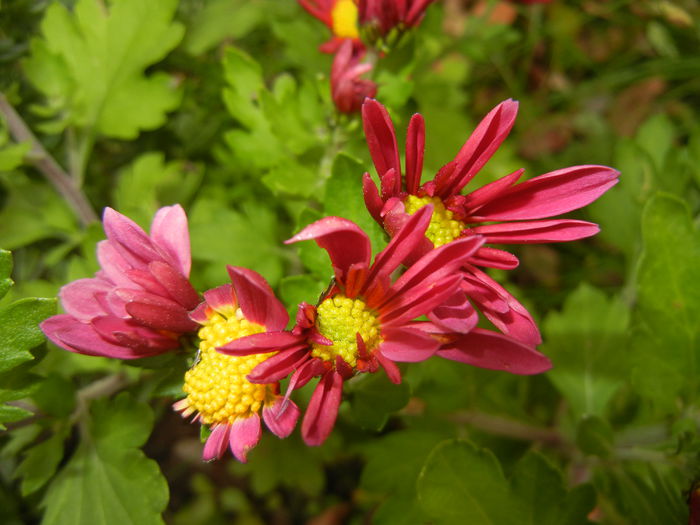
[182,310,274,425]
[404,195,466,247]
[311,295,382,368]
[331,0,359,39]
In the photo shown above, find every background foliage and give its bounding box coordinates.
[1,0,700,523]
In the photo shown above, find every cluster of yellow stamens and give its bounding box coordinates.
[181,309,274,425]
[311,295,382,368]
[404,195,466,247]
[331,0,360,39]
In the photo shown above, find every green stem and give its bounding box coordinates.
[0,93,98,226]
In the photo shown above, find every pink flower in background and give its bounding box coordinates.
[175,266,299,462]
[40,205,200,359]
[331,40,377,113]
[361,98,619,344]
[358,0,436,39]
[219,209,549,446]
[299,0,364,53]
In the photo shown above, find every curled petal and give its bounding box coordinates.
[379,326,441,362]
[263,398,301,438]
[405,113,426,194]
[202,284,235,314]
[362,98,402,185]
[467,246,520,270]
[59,278,111,321]
[363,172,384,224]
[437,328,552,375]
[286,216,371,283]
[228,266,289,331]
[428,290,479,334]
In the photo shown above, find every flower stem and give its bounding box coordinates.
[0,92,98,227]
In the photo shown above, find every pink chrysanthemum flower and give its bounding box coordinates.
[299,0,364,53]
[331,40,378,114]
[361,99,620,345]
[41,205,200,359]
[358,0,436,40]
[175,266,300,462]
[219,209,549,446]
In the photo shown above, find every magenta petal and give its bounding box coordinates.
[202,284,234,313]
[40,315,154,359]
[247,346,311,383]
[189,301,210,324]
[286,217,371,283]
[379,326,440,362]
[227,266,289,331]
[389,235,484,298]
[96,241,137,288]
[59,278,111,321]
[436,99,519,197]
[381,274,463,325]
[302,371,344,446]
[461,168,524,213]
[471,165,620,221]
[150,204,192,276]
[437,328,552,375]
[148,261,200,309]
[202,424,231,461]
[474,219,601,244]
[467,246,520,270]
[428,290,479,334]
[362,98,402,188]
[91,315,180,351]
[229,413,262,462]
[124,295,197,333]
[102,207,161,267]
[405,113,425,194]
[373,350,402,384]
[263,398,300,438]
[219,331,303,355]
[366,205,431,285]
[363,173,384,224]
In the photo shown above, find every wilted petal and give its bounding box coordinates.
[437,328,552,375]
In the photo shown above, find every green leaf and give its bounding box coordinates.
[0,249,13,300]
[576,415,614,458]
[347,372,410,431]
[0,297,56,374]
[0,141,30,171]
[16,428,69,496]
[41,394,168,525]
[278,274,326,318]
[510,451,595,525]
[0,404,33,426]
[25,0,184,139]
[114,152,202,227]
[543,284,630,417]
[183,0,263,55]
[631,194,700,408]
[324,153,386,253]
[417,439,514,524]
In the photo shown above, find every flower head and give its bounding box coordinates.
[41,205,200,359]
[358,0,436,42]
[175,266,300,462]
[299,0,363,53]
[361,98,619,344]
[219,209,507,445]
[331,40,378,114]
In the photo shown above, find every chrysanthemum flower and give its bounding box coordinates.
[41,205,200,359]
[331,40,378,114]
[358,0,436,41]
[361,98,619,344]
[219,209,549,446]
[175,266,300,462]
[299,0,363,53]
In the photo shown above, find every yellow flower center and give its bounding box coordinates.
[404,195,466,247]
[182,310,274,425]
[311,295,382,368]
[331,0,359,39]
